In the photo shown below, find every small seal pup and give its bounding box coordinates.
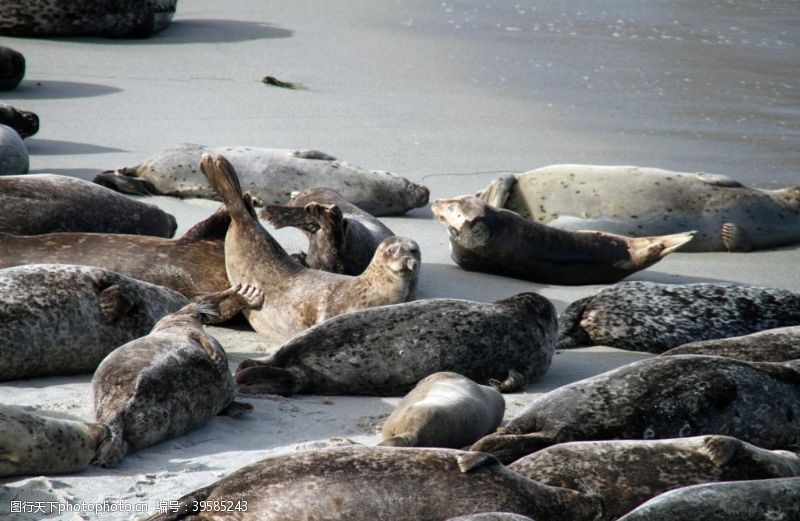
[558,281,800,352]
[91,286,262,468]
[379,372,505,448]
[200,153,420,342]
[0,174,177,236]
[0,404,109,478]
[95,143,430,216]
[0,0,177,38]
[471,356,800,464]
[0,45,24,90]
[0,264,188,381]
[478,164,800,252]
[508,435,800,520]
[661,326,800,362]
[235,293,557,396]
[261,186,395,275]
[0,123,28,174]
[431,195,693,285]
[143,447,601,521]
[616,477,800,521]
[0,104,38,138]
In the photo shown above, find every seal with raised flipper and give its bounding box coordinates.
[470,356,800,464]
[0,123,27,174]
[94,143,430,216]
[431,195,694,285]
[235,293,556,396]
[0,104,38,138]
[478,164,800,252]
[660,325,800,362]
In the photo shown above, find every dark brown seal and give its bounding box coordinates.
[0,45,24,90]
[200,153,420,343]
[431,195,693,285]
[0,174,177,236]
[0,104,38,138]
[660,326,800,362]
[471,356,800,464]
[143,447,601,521]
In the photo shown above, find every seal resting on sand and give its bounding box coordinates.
[660,325,800,362]
[0,104,38,138]
[200,153,420,343]
[0,123,28,174]
[0,45,24,90]
[478,164,800,252]
[431,195,693,285]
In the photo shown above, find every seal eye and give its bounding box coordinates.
[388,246,398,256]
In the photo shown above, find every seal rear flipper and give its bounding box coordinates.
[626,230,697,268]
[195,284,264,324]
[378,432,419,447]
[98,284,134,324]
[490,369,527,393]
[94,421,127,468]
[199,154,250,223]
[235,365,305,396]
[219,401,253,417]
[470,432,555,465]
[142,483,217,521]
[478,174,517,208]
[93,168,155,196]
[721,222,752,252]
[456,451,501,473]
[556,296,596,349]
[260,205,321,232]
[177,205,231,242]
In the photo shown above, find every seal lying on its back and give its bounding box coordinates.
[95,143,430,216]
[235,293,556,395]
[0,104,38,138]
[0,0,177,38]
[661,326,800,362]
[0,45,24,90]
[92,287,261,468]
[261,187,394,275]
[558,281,800,352]
[509,435,800,520]
[0,174,177,236]
[379,372,505,448]
[0,123,28,174]
[431,196,693,285]
[478,164,800,252]
[200,154,420,343]
[617,477,800,521]
[143,447,601,521]
[0,264,187,381]
[0,404,108,478]
[470,356,800,464]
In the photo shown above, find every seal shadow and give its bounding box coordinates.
[625,269,737,285]
[27,168,100,181]
[3,80,122,99]
[92,19,294,45]
[26,139,127,156]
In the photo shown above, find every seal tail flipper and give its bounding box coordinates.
[477,174,517,208]
[199,154,251,223]
[140,483,217,521]
[721,222,752,252]
[456,451,501,473]
[378,432,419,447]
[93,168,155,195]
[260,205,321,232]
[470,431,555,465]
[625,230,696,268]
[235,364,305,396]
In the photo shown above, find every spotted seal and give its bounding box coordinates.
[0,104,38,138]
[0,174,177,236]
[235,293,556,396]
[0,123,28,174]
[0,45,24,90]
[660,326,800,362]
[0,0,177,38]
[508,435,800,520]
[478,164,800,252]
[379,372,505,448]
[431,195,694,285]
[200,153,420,343]
[95,143,430,216]
[0,264,187,381]
[558,281,800,352]
[470,356,800,464]
[143,447,601,521]
[0,404,109,478]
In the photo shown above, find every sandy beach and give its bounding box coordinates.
[1,0,799,519]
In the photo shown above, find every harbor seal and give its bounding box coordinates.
[617,477,800,521]
[558,281,800,352]
[0,264,187,381]
[660,326,800,362]
[0,404,109,478]
[143,447,601,521]
[0,104,38,138]
[431,195,694,285]
[447,515,534,521]
[0,0,177,38]
[508,435,800,520]
[200,153,420,342]
[260,186,394,275]
[91,288,261,468]
[470,356,800,464]
[235,293,556,396]
[95,143,430,216]
[0,123,28,174]
[0,45,24,90]
[478,164,800,252]
[0,174,177,236]
[379,372,505,448]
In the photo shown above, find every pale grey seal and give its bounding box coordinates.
[0,104,38,138]
[0,123,28,174]
[0,45,24,90]
[660,325,800,362]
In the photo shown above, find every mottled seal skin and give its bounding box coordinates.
[0,123,28,174]
[0,0,177,38]
[379,372,505,448]
[509,435,800,520]
[661,326,800,362]
[0,404,109,478]
[143,447,601,521]
[261,186,395,275]
[0,206,229,298]
[200,154,420,343]
[95,143,430,216]
[0,104,38,138]
[478,165,800,252]
[558,281,800,352]
[470,356,800,464]
[0,174,177,236]
[235,293,556,396]
[0,45,24,90]
[431,196,693,285]
[617,477,800,521]
[92,289,260,468]
[0,264,187,381]
[447,515,534,521]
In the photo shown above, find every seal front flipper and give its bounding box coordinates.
[470,432,555,465]
[260,205,321,232]
[492,369,527,393]
[219,401,253,417]
[478,174,517,208]
[235,364,306,396]
[195,284,264,324]
[721,222,752,252]
[377,432,419,447]
[293,149,337,161]
[93,168,156,196]
[98,284,134,324]
[556,296,596,349]
[456,451,501,473]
